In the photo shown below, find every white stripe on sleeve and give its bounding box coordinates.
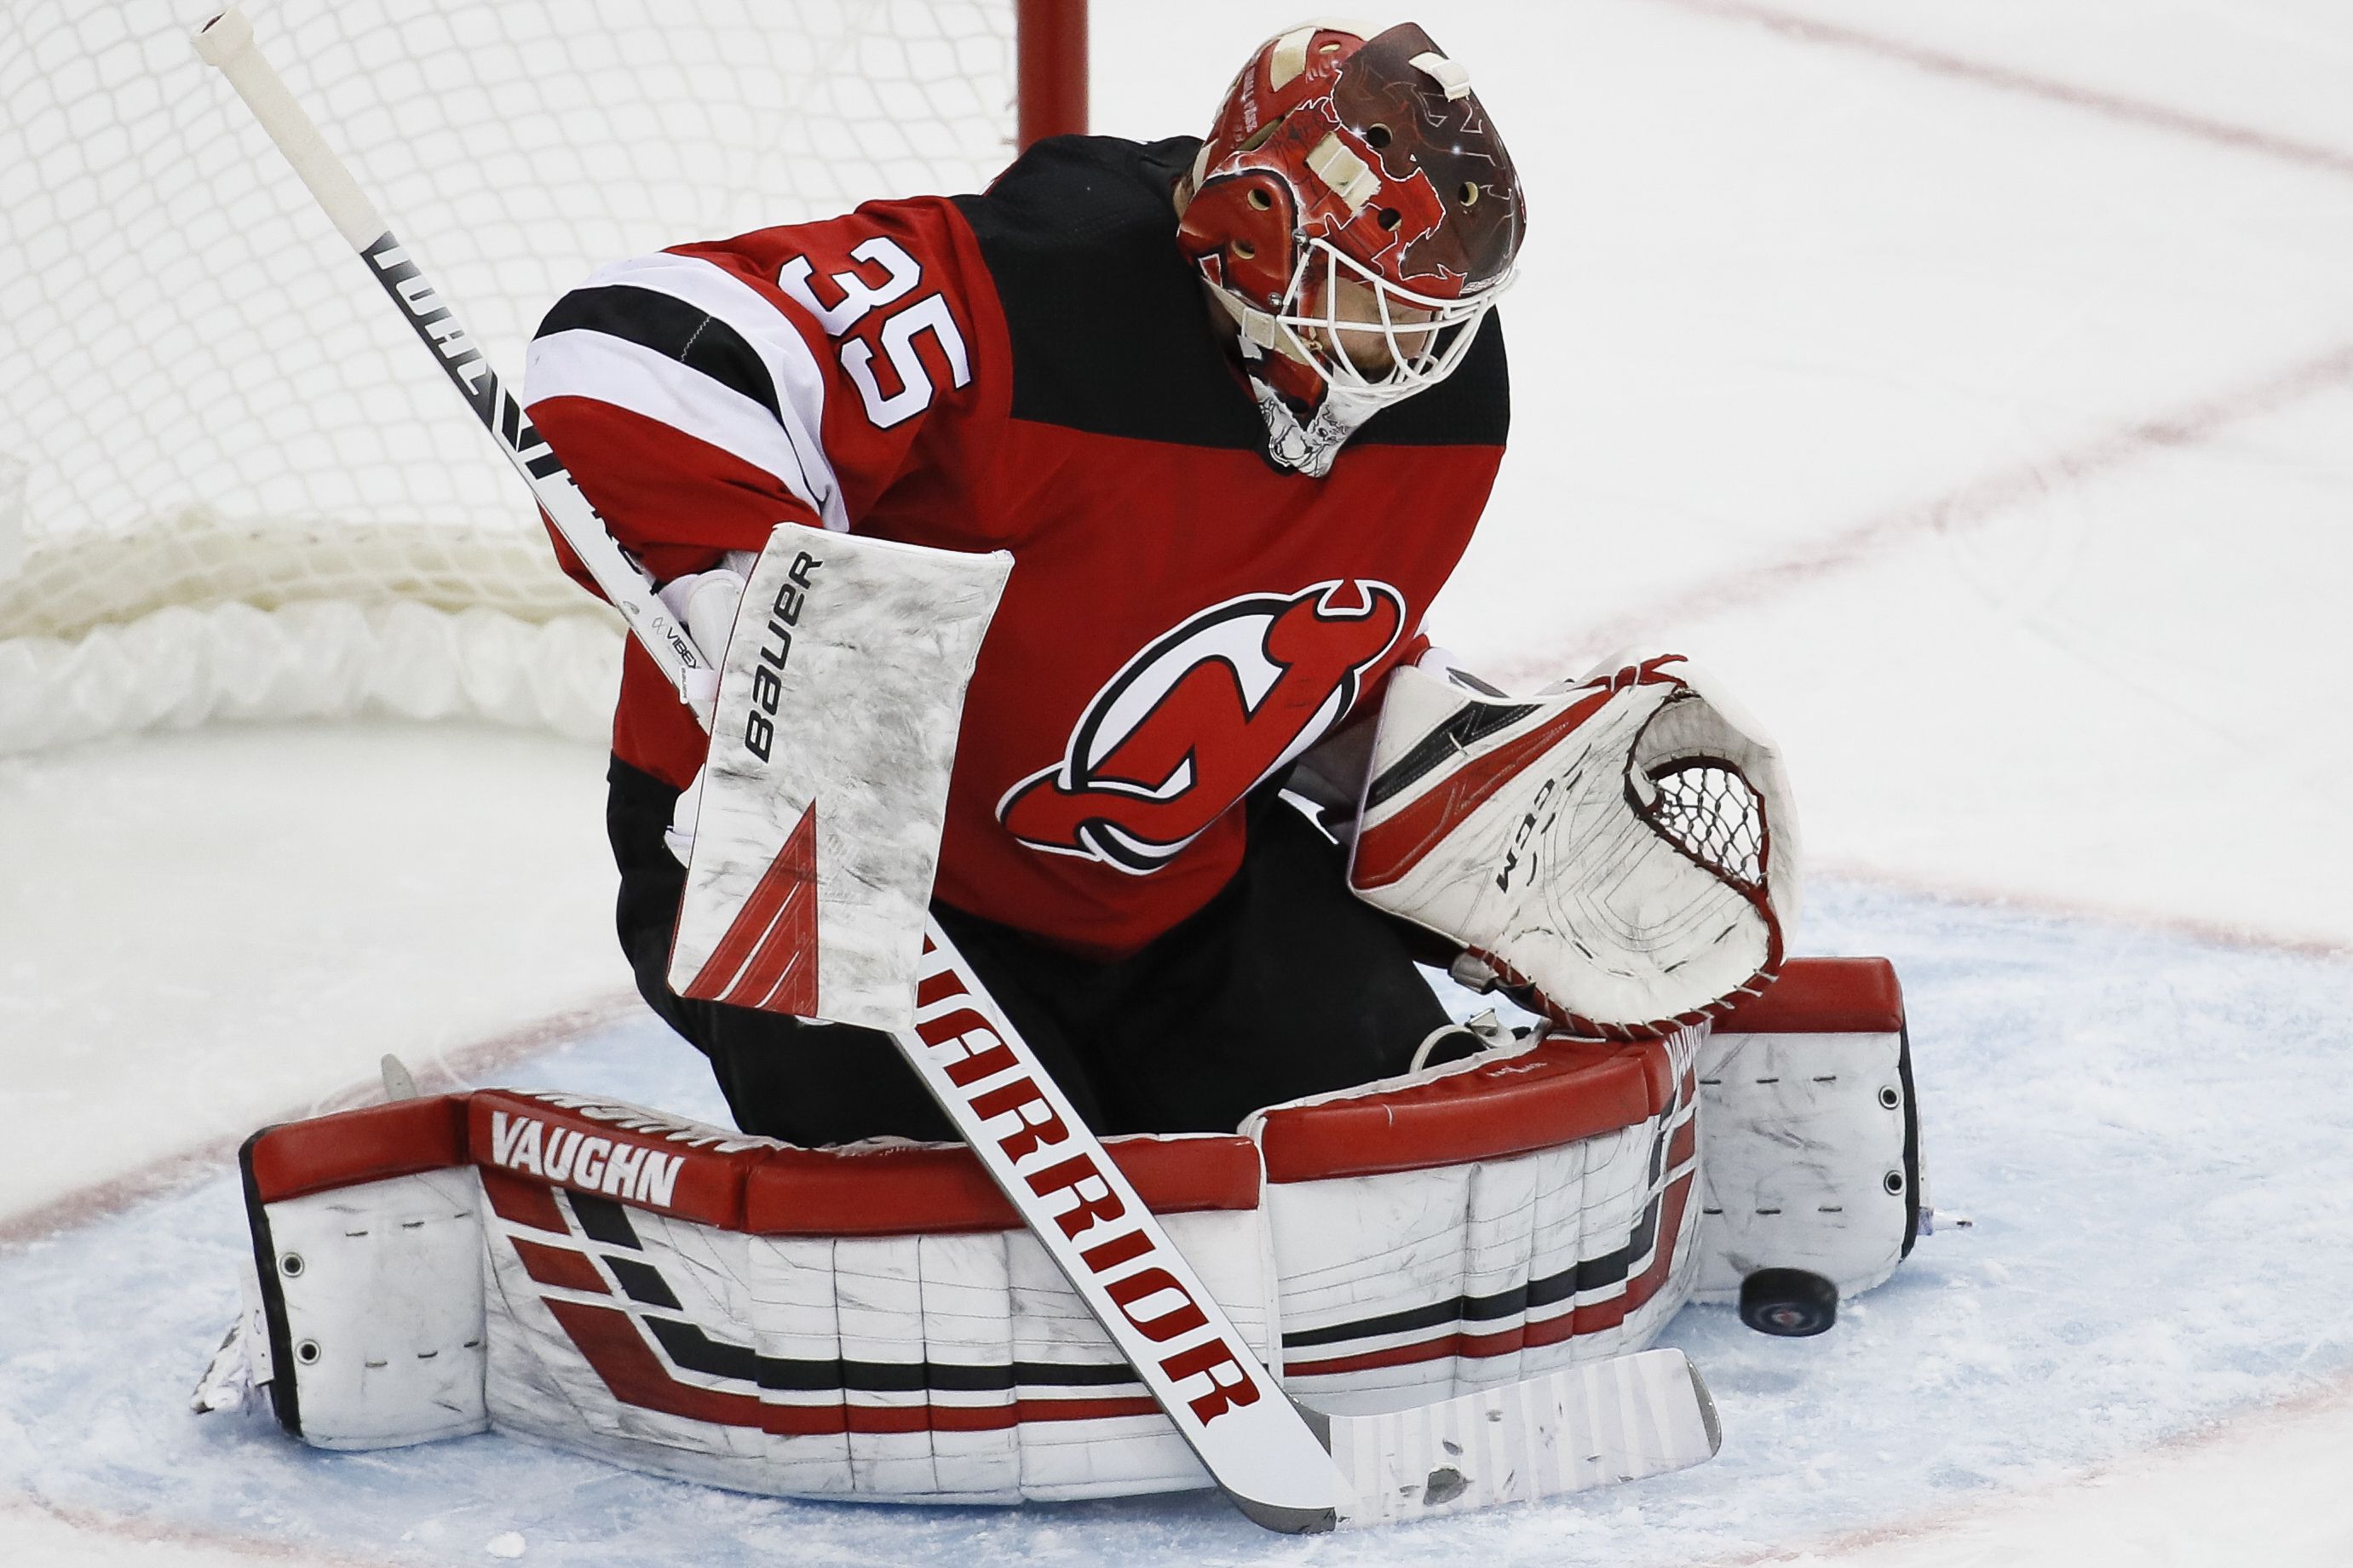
[574,250,847,531]
[523,328,826,518]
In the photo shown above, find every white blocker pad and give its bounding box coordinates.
[1689,957,1924,1304]
[667,523,1010,1031]
[1349,652,1803,1038]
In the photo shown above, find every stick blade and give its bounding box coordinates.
[1325,1348,1721,1530]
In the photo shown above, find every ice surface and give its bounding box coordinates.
[6,882,2353,1566]
[0,724,632,1223]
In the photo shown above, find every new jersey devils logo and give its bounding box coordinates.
[998,580,1406,873]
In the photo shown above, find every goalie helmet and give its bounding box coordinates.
[1177,20,1524,475]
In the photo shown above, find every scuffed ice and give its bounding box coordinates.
[3,880,2351,1565]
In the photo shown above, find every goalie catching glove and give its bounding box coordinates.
[1349,651,1801,1038]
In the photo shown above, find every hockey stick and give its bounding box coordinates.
[194,8,1719,1530]
[187,9,709,711]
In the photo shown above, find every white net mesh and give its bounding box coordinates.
[0,0,1022,752]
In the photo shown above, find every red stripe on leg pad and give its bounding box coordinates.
[545,1299,770,1428]
[1252,1037,1669,1183]
[509,1236,610,1295]
[544,1297,1170,1435]
[245,1095,469,1203]
[477,1167,570,1234]
[1717,956,1903,1034]
[1285,1169,1700,1378]
[468,1089,777,1229]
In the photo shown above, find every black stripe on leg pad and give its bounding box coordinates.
[1281,1192,1666,1350]
[603,1255,683,1311]
[636,1315,1147,1394]
[237,1128,302,1439]
[566,1192,642,1250]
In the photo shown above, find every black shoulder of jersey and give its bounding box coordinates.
[1357,308,1510,450]
[953,135,1509,456]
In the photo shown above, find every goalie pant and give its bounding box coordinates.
[207,960,1923,1504]
[612,758,1460,1145]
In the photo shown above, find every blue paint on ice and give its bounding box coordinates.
[4,879,2351,1565]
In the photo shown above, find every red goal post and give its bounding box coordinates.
[0,0,1089,755]
[1020,0,1090,149]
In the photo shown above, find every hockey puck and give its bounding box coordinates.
[1738,1268,1838,1337]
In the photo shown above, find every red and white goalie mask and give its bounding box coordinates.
[1178,20,1525,475]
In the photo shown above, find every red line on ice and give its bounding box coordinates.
[0,991,645,1250]
[1649,0,2353,181]
[0,1494,410,1566]
[1690,1368,2353,1565]
[1811,859,2353,964]
[1492,341,2353,686]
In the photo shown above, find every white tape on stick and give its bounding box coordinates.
[193,9,389,250]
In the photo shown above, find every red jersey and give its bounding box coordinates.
[524,135,1510,960]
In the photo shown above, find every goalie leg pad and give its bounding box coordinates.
[1247,1026,1706,1416]
[219,1032,1722,1501]
[215,959,1923,1496]
[234,1098,489,1449]
[234,1090,1282,1502]
[1690,956,1925,1306]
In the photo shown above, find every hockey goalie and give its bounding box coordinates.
[199,17,1926,1524]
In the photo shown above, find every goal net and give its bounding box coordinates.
[0,0,1056,753]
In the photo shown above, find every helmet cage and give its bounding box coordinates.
[1269,235,1511,414]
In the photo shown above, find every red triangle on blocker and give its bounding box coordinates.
[678,801,820,1016]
